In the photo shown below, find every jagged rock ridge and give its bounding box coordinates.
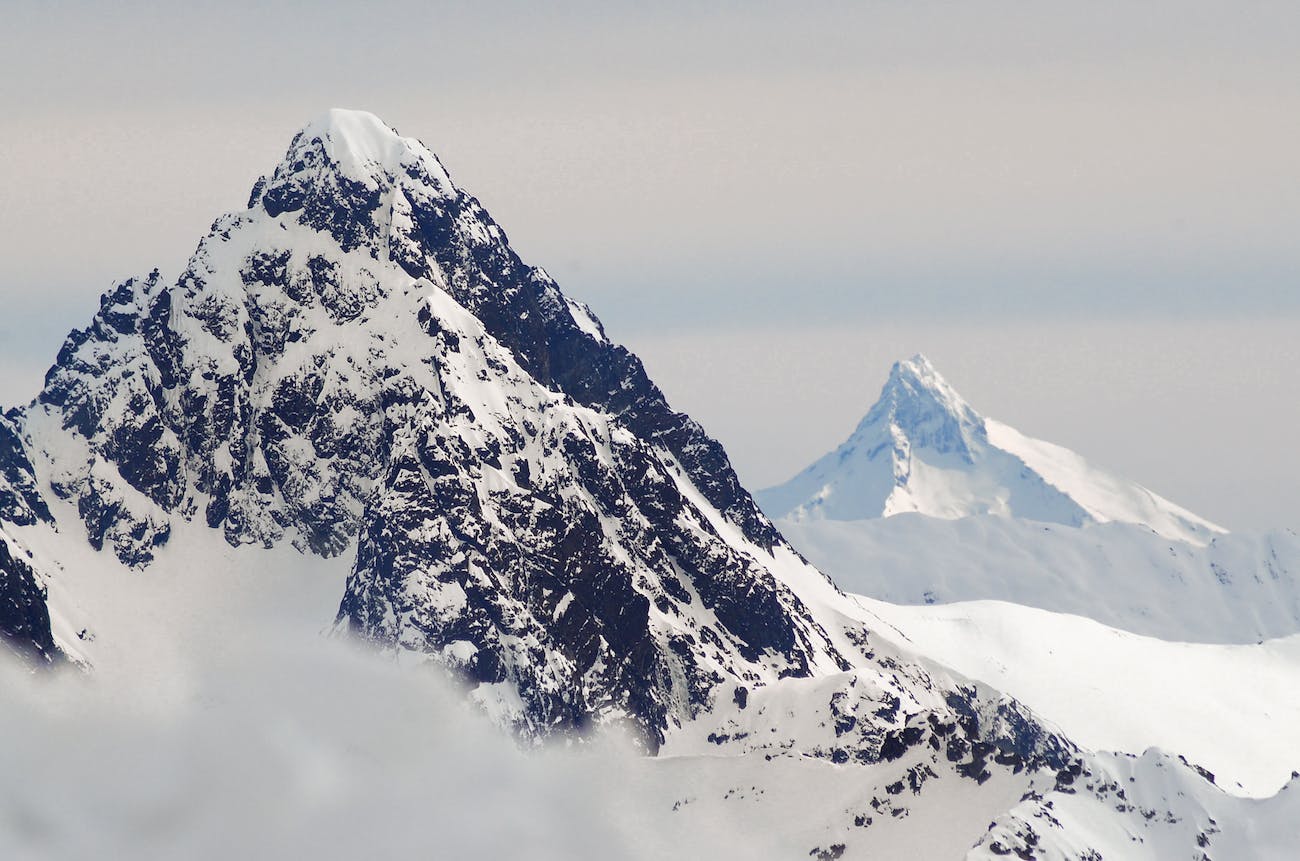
[0,532,59,664]
[5,110,941,751]
[8,111,826,744]
[0,109,1288,859]
[0,412,50,527]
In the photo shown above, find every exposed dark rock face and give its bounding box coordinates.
[0,110,1272,859]
[35,271,180,566]
[0,412,50,526]
[3,111,1068,765]
[331,329,828,744]
[0,535,59,665]
[12,110,835,741]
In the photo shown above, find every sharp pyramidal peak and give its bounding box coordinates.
[0,109,1072,785]
[0,108,1291,860]
[5,108,857,745]
[758,353,1223,544]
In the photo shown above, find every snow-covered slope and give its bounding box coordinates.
[4,532,1293,860]
[14,109,859,746]
[0,108,1074,785]
[1,109,1294,859]
[758,354,1223,545]
[782,514,1300,642]
[8,508,1293,860]
[971,750,1300,861]
[861,595,1300,796]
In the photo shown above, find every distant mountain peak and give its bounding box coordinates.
[758,356,1225,544]
[863,353,984,461]
[878,354,964,412]
[886,353,950,393]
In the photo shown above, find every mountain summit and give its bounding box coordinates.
[758,354,1223,544]
[14,107,852,743]
[1,110,1291,859]
[1,106,1083,803]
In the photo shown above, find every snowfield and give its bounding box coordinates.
[859,595,1300,797]
[781,513,1300,643]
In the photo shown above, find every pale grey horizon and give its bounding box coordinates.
[2,1,1297,530]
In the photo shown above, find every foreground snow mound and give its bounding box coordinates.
[970,750,1300,861]
[758,354,1223,545]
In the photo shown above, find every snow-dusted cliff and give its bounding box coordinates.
[0,110,1293,859]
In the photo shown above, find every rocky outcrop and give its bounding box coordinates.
[10,111,835,742]
[5,110,1068,764]
[0,411,50,527]
[0,533,58,665]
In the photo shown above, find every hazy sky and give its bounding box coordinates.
[1,2,1297,529]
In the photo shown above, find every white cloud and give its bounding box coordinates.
[0,556,759,861]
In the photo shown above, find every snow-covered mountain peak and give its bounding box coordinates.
[5,109,1293,858]
[13,108,858,745]
[283,107,452,190]
[759,356,1225,544]
[247,108,462,266]
[883,353,963,406]
[302,108,403,156]
[862,353,985,460]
